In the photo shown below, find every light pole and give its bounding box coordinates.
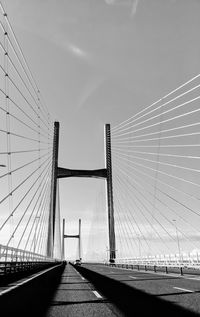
[137,234,141,258]
[173,219,181,263]
[34,216,40,253]
[106,246,109,263]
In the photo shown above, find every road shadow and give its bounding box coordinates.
[0,263,65,317]
[74,265,200,317]
[50,299,109,306]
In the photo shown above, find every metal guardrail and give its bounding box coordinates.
[105,254,200,276]
[0,244,58,263]
[114,253,200,269]
[0,244,61,276]
[0,261,56,275]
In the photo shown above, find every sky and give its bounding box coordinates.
[1,0,200,260]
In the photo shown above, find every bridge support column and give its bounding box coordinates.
[47,121,59,257]
[78,219,81,260]
[62,218,65,260]
[105,124,116,262]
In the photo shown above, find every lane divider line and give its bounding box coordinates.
[93,290,102,298]
[72,266,87,282]
[129,276,137,279]
[173,287,194,293]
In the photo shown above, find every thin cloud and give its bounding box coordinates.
[104,0,140,17]
[68,43,88,59]
[53,33,89,60]
[131,0,139,16]
[105,0,128,5]
[76,77,105,111]
[105,0,116,4]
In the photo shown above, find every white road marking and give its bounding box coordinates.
[129,276,137,279]
[93,290,102,298]
[0,264,62,296]
[75,270,85,279]
[173,287,194,293]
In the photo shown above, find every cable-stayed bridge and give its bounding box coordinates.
[0,2,200,316]
[111,73,200,267]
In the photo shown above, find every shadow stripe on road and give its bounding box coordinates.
[51,299,109,306]
[73,264,200,317]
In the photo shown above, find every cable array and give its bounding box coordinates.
[85,181,108,262]
[0,3,54,257]
[112,73,200,259]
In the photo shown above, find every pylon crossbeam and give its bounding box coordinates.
[64,235,79,238]
[57,167,107,179]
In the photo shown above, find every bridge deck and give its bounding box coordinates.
[76,264,200,316]
[45,264,123,317]
[2,262,200,316]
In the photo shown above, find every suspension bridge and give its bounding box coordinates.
[0,2,200,316]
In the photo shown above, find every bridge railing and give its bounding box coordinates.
[0,244,58,263]
[115,253,200,269]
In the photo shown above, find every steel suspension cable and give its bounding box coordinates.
[0,16,52,127]
[113,155,200,218]
[17,166,51,249]
[112,101,200,138]
[0,148,51,155]
[113,185,140,254]
[114,174,155,253]
[114,195,137,257]
[0,152,50,179]
[112,73,200,132]
[6,161,51,246]
[112,122,200,142]
[0,154,51,206]
[112,85,200,136]
[114,173,173,253]
[24,176,51,251]
[115,161,200,234]
[0,157,51,231]
[36,195,51,254]
[113,151,200,190]
[112,149,200,174]
[112,147,200,160]
[113,152,199,203]
[114,163,200,250]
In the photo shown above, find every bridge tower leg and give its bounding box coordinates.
[47,121,59,257]
[105,124,116,262]
[78,219,81,260]
[62,218,65,260]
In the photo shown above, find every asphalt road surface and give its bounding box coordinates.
[81,264,200,315]
[45,264,124,317]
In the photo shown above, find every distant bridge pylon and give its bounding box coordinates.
[62,218,81,260]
